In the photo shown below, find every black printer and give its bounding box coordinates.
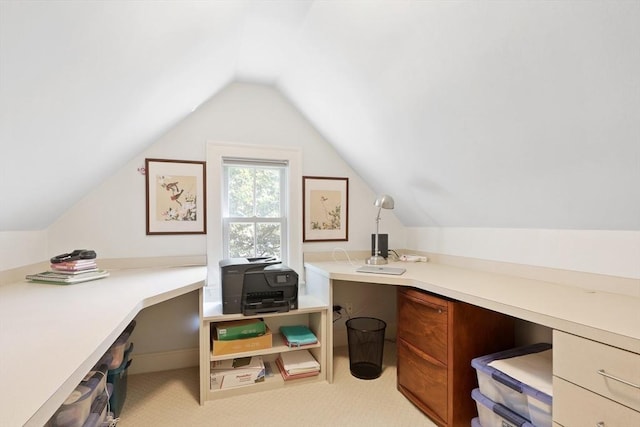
[219,257,298,315]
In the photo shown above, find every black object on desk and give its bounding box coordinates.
[371,233,388,259]
[51,249,97,263]
[219,257,298,315]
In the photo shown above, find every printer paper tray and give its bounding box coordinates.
[243,303,291,316]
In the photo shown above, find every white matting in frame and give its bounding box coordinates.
[303,176,348,242]
[145,158,207,235]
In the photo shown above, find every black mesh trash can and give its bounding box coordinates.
[346,317,387,379]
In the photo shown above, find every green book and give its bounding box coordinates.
[280,325,317,347]
[215,319,266,341]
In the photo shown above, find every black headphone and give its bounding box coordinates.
[50,249,97,264]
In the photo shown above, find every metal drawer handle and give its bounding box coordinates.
[597,369,640,389]
[596,422,605,427]
[422,303,444,314]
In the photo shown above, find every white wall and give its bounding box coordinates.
[407,227,640,279]
[45,82,404,265]
[4,81,636,368]
[198,82,406,266]
[0,231,48,271]
[31,82,402,364]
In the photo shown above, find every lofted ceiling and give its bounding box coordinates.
[1,1,638,231]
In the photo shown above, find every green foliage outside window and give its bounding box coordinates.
[226,166,283,259]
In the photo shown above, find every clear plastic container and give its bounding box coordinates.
[48,364,108,427]
[472,388,535,427]
[106,320,136,369]
[81,384,112,427]
[471,343,552,427]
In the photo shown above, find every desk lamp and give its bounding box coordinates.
[366,194,394,265]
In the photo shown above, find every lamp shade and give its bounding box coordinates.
[374,194,394,210]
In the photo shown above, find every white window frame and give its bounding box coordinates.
[222,159,288,260]
[206,142,302,289]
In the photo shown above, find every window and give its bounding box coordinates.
[222,159,287,260]
[207,143,302,288]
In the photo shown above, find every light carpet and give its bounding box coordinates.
[116,344,435,426]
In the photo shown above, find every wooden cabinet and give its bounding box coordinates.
[396,287,515,427]
[553,330,640,426]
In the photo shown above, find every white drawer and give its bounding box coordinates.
[554,330,640,411]
[553,377,640,427]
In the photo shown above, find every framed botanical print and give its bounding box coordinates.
[303,176,348,242]
[145,158,206,235]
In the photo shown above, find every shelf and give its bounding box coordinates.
[205,362,323,400]
[210,332,320,361]
[202,294,328,320]
[200,290,328,404]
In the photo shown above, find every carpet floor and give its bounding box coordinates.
[115,344,435,426]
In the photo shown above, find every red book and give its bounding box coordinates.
[275,356,320,381]
[51,260,98,272]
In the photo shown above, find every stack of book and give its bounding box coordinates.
[26,253,109,285]
[275,349,320,381]
[51,258,99,273]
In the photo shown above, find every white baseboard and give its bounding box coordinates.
[128,348,199,375]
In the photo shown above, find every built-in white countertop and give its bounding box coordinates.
[305,261,640,354]
[0,266,206,427]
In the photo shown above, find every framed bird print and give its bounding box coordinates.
[145,158,207,235]
[303,176,349,242]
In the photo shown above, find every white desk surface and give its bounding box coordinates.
[305,260,640,353]
[0,266,206,427]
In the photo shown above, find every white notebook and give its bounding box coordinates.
[279,350,320,374]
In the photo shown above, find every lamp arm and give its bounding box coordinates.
[374,206,383,222]
[367,195,393,265]
[374,207,382,256]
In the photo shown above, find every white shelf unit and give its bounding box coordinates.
[199,294,329,403]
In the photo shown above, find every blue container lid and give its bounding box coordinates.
[472,388,535,427]
[471,343,552,405]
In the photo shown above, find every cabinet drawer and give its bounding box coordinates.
[397,288,448,364]
[553,377,640,426]
[397,338,448,425]
[554,331,640,411]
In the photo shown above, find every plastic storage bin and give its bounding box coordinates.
[472,388,535,427]
[106,320,136,369]
[107,343,133,417]
[81,384,112,427]
[471,343,552,427]
[48,363,108,427]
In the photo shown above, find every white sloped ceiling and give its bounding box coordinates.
[1,1,638,231]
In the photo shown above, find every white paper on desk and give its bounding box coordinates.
[488,349,553,397]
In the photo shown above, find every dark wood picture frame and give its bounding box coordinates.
[303,176,349,242]
[145,158,207,235]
